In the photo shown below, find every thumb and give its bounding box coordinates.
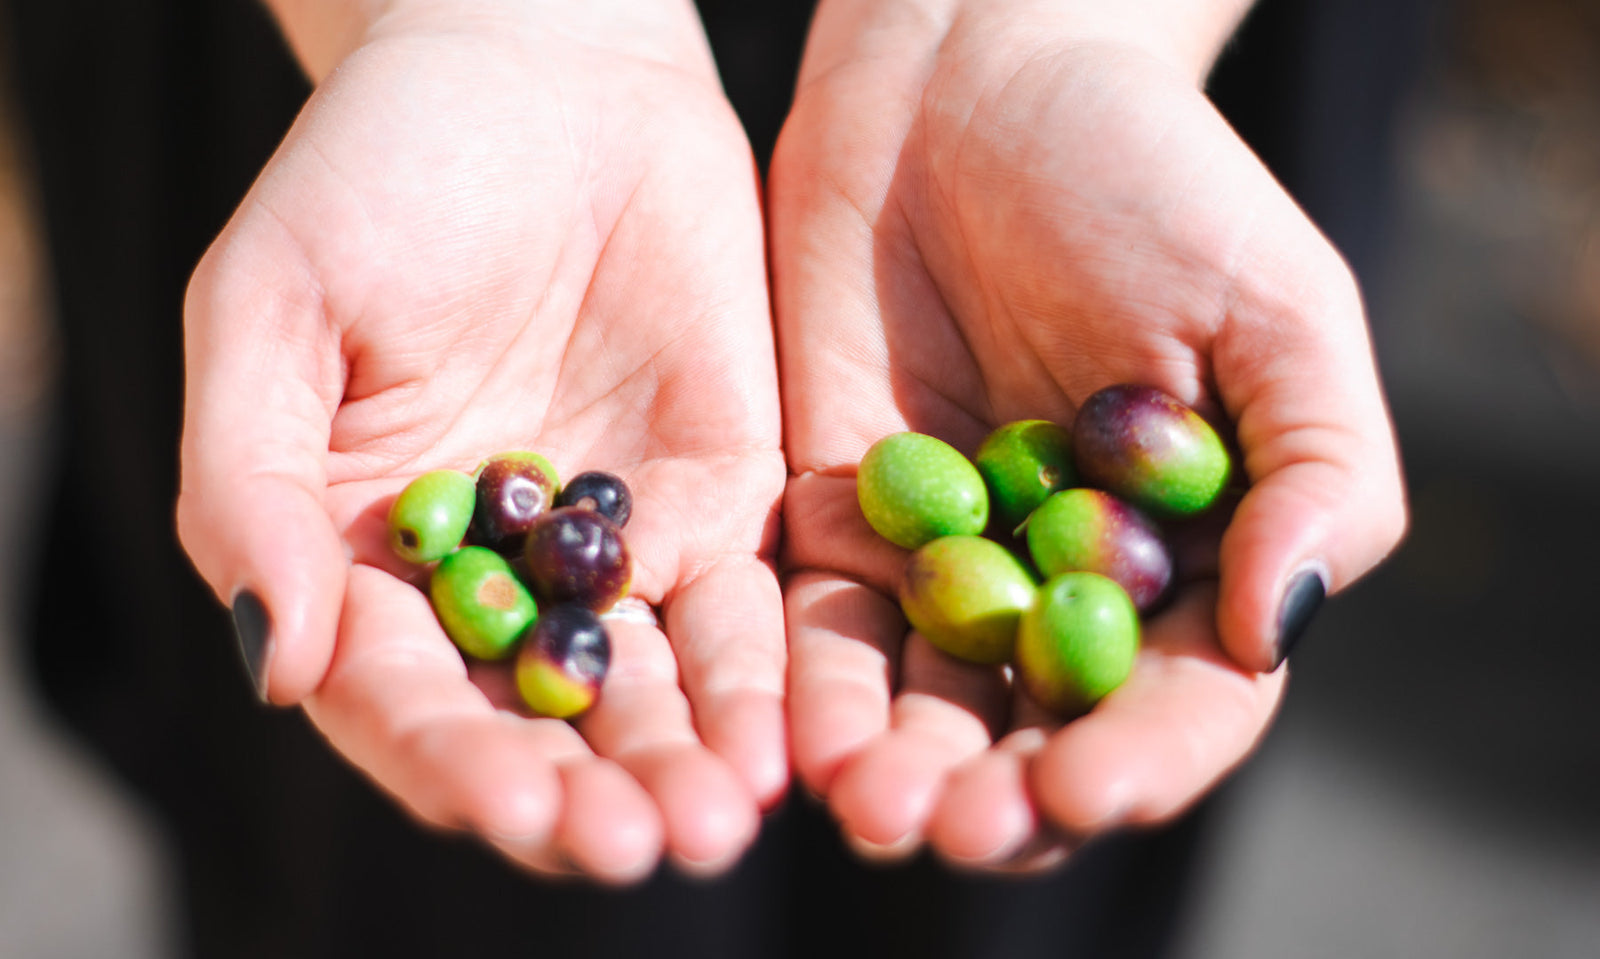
[177,238,349,704]
[1212,257,1407,674]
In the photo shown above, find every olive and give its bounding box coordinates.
[899,535,1037,665]
[1072,385,1231,518]
[388,469,476,564]
[857,432,988,550]
[1025,488,1173,612]
[523,507,632,613]
[1015,571,1140,716]
[514,604,611,719]
[429,546,538,660]
[469,451,560,554]
[974,419,1077,534]
[556,470,633,527]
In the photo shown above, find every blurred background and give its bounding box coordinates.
[1,0,1596,956]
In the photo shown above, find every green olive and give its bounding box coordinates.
[899,535,1036,665]
[857,432,988,550]
[389,469,476,564]
[429,546,538,660]
[974,419,1077,533]
[1015,571,1139,715]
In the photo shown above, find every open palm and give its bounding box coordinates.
[771,10,1404,868]
[178,16,785,882]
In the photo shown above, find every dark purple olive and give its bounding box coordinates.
[469,451,560,554]
[514,604,610,719]
[523,507,632,612]
[556,470,633,527]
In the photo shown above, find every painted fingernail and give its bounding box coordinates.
[1273,567,1326,669]
[230,590,272,702]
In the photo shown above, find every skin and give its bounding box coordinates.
[773,0,1406,871]
[176,0,1409,884]
[177,0,786,882]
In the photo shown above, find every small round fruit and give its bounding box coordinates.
[556,470,633,527]
[469,451,560,554]
[515,604,611,719]
[388,469,476,564]
[523,507,632,612]
[1026,488,1173,612]
[1072,384,1231,518]
[975,419,1077,533]
[429,546,538,660]
[1016,572,1139,716]
[899,535,1036,665]
[857,432,989,550]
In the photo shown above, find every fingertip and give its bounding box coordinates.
[1214,469,1341,674]
[927,750,1038,865]
[184,474,349,704]
[1031,729,1140,833]
[558,760,664,886]
[829,738,943,849]
[790,696,884,798]
[628,745,761,874]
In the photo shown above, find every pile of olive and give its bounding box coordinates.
[387,451,634,719]
[857,385,1232,716]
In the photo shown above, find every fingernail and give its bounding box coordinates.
[844,829,922,864]
[1273,567,1326,669]
[230,590,273,701]
[670,847,743,880]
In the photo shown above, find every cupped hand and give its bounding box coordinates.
[176,2,786,883]
[770,0,1405,870]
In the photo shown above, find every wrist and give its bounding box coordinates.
[802,0,1254,90]
[265,0,715,84]
[960,0,1256,83]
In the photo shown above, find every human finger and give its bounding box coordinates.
[1211,249,1407,670]
[827,634,1010,855]
[1031,584,1286,833]
[303,564,663,883]
[574,618,761,876]
[664,553,789,808]
[177,232,349,704]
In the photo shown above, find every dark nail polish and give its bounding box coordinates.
[1273,569,1326,669]
[230,590,272,701]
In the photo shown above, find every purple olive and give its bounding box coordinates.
[1072,385,1231,518]
[556,470,632,527]
[1025,488,1173,612]
[514,604,610,719]
[469,451,560,554]
[523,507,632,612]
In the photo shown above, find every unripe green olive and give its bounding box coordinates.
[858,432,989,550]
[975,419,1077,534]
[899,535,1036,665]
[1015,572,1139,715]
[429,546,538,660]
[389,469,476,564]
